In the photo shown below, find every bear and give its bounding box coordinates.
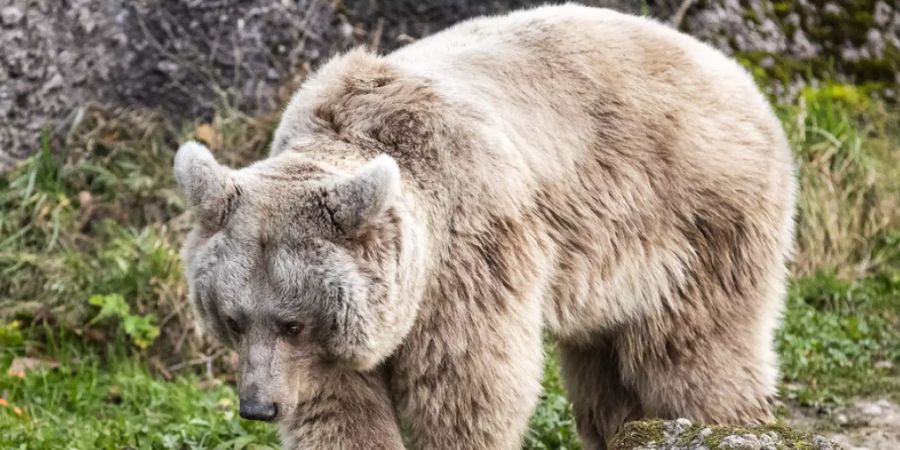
[174,4,796,450]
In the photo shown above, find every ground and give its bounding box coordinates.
[0,82,897,448]
[788,398,900,450]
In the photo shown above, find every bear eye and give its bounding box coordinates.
[225,316,242,334]
[281,321,303,337]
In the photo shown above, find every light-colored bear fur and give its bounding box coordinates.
[175,4,795,449]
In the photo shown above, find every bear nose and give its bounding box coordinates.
[239,397,278,422]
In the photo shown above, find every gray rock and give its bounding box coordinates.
[610,419,842,450]
[0,0,354,170]
[680,0,899,85]
[1,6,23,25]
[665,418,695,441]
[812,435,836,450]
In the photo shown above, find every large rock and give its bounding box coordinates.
[609,418,840,450]
[0,0,353,169]
[680,0,900,99]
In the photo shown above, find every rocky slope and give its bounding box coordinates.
[2,0,898,167]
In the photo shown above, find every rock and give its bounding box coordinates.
[787,397,900,450]
[812,435,836,450]
[1,6,23,25]
[835,413,849,426]
[719,431,780,449]
[679,0,900,94]
[0,0,356,170]
[609,419,841,450]
[667,418,695,438]
[858,402,883,417]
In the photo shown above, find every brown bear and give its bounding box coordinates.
[175,4,795,449]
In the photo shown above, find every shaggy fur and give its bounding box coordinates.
[176,4,795,449]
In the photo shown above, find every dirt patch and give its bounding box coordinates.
[788,398,900,450]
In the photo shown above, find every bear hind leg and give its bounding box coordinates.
[622,327,776,426]
[558,338,644,450]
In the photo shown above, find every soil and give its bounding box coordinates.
[787,398,900,450]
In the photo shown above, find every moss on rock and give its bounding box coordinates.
[609,418,840,450]
[686,0,900,100]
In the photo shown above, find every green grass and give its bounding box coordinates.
[525,344,581,449]
[773,83,900,408]
[0,333,278,449]
[778,271,900,407]
[0,84,897,448]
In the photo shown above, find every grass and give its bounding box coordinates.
[775,84,900,408]
[778,272,900,407]
[0,331,279,449]
[0,107,275,364]
[0,84,897,448]
[785,86,899,279]
[525,344,581,449]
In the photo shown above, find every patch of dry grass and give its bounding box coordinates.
[0,105,276,368]
[786,88,899,279]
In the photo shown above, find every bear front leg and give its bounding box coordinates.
[389,295,545,449]
[279,367,404,450]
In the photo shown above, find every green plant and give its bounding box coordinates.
[0,321,24,353]
[0,106,274,363]
[88,294,160,349]
[0,344,279,449]
[525,343,581,450]
[778,272,900,406]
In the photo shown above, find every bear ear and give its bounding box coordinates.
[174,140,240,228]
[324,154,401,232]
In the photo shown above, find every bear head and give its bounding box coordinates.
[174,140,423,422]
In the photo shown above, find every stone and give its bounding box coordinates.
[0,0,355,170]
[609,419,840,450]
[0,6,22,26]
[835,413,849,425]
